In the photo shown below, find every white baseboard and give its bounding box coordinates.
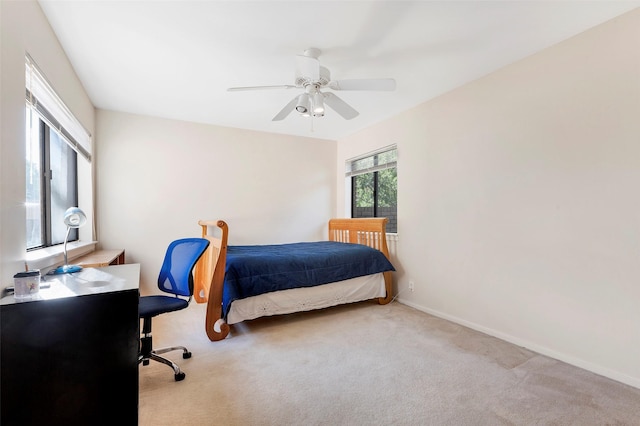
[396,297,640,390]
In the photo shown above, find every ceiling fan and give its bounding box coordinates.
[227,48,396,121]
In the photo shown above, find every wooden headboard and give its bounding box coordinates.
[329,218,393,306]
[328,218,391,259]
[194,218,393,341]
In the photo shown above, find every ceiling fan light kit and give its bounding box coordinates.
[312,92,325,114]
[296,93,310,114]
[228,47,396,122]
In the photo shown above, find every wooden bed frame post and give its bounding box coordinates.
[195,220,230,341]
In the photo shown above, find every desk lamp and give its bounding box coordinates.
[51,207,87,274]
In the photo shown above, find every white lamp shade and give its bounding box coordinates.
[296,93,310,113]
[63,207,87,228]
[312,92,325,114]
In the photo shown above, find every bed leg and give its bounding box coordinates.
[205,315,230,341]
[378,295,393,305]
[377,271,393,305]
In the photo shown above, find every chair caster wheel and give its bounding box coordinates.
[183,351,192,359]
[143,359,149,366]
[175,372,185,381]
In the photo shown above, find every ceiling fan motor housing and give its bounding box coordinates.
[296,66,330,88]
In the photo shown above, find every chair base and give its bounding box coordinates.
[139,335,192,381]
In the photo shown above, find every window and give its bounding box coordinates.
[25,55,91,250]
[26,108,79,249]
[346,146,397,233]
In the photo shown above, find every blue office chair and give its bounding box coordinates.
[138,238,210,381]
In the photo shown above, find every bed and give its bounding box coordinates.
[193,218,395,341]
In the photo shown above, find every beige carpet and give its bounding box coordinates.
[139,301,640,425]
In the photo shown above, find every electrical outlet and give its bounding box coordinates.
[408,281,415,292]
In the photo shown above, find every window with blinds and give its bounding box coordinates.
[25,55,91,250]
[346,146,397,233]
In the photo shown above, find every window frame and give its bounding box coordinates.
[346,145,397,233]
[26,109,80,251]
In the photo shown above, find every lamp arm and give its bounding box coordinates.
[63,226,71,265]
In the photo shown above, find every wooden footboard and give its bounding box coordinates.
[194,218,394,342]
[194,220,230,341]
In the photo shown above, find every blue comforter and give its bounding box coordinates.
[222,241,395,318]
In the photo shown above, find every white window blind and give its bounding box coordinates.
[25,54,92,162]
[346,145,397,177]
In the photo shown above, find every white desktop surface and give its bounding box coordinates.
[1,263,140,305]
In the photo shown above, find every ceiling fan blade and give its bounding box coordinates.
[323,92,359,120]
[228,85,296,92]
[328,78,396,91]
[296,55,320,81]
[272,96,298,121]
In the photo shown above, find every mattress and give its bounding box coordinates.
[226,272,386,324]
[222,241,395,319]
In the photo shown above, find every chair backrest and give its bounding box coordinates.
[157,238,210,298]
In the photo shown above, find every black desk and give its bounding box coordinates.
[1,264,140,426]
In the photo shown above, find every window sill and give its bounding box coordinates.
[26,241,97,273]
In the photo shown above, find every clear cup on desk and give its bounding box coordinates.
[13,270,41,300]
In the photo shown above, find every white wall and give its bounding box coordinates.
[3,0,639,390]
[338,9,640,388]
[0,0,95,285]
[95,110,336,292]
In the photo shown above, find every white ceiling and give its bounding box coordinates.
[38,1,639,141]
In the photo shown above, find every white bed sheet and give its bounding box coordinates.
[226,273,386,325]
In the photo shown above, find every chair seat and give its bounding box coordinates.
[139,295,189,318]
